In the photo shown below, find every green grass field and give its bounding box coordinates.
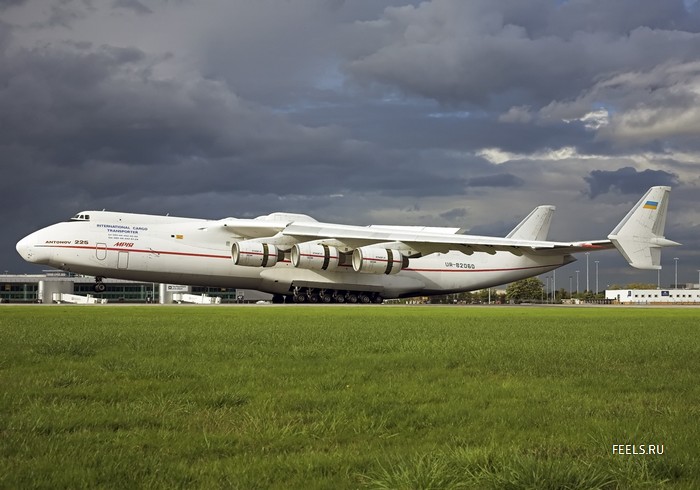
[0,305,698,489]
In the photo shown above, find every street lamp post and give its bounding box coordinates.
[595,260,599,295]
[674,257,679,289]
[575,270,579,295]
[585,252,590,292]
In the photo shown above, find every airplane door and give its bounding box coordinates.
[117,251,129,269]
[96,243,107,260]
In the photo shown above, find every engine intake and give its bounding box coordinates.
[352,247,408,275]
[291,243,340,271]
[232,241,280,267]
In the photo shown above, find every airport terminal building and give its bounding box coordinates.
[0,271,271,304]
[605,288,700,305]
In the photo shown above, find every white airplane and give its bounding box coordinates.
[16,186,679,303]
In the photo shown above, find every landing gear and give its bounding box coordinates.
[93,277,106,293]
[289,287,384,305]
[319,289,333,303]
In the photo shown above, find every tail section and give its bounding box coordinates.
[507,205,555,241]
[608,186,680,269]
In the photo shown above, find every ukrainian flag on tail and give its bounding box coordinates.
[643,200,658,210]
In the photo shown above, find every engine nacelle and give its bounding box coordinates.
[232,241,280,267]
[352,247,408,275]
[291,243,340,271]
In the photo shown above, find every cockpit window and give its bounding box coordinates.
[70,214,90,221]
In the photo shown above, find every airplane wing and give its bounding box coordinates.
[282,222,602,257]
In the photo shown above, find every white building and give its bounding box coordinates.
[605,288,700,304]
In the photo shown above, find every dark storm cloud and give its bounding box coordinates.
[466,173,523,188]
[0,0,26,9]
[346,0,700,109]
[585,167,680,198]
[0,40,374,200]
[112,0,152,15]
[439,207,467,221]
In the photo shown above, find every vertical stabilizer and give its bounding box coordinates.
[608,186,680,269]
[506,205,555,241]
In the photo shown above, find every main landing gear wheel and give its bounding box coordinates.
[93,277,106,293]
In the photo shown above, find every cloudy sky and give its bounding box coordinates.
[2,0,699,288]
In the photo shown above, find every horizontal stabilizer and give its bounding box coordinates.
[608,186,680,269]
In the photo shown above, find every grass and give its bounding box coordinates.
[0,305,698,488]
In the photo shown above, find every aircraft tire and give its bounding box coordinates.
[346,293,358,303]
[308,293,320,303]
[94,283,106,293]
[359,293,371,304]
[293,294,306,303]
[372,294,383,304]
[334,294,345,303]
[320,294,332,303]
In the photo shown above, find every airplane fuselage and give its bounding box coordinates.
[16,211,569,299]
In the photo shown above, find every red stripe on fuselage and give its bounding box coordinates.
[38,244,231,260]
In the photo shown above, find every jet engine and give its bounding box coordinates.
[232,241,280,267]
[291,243,340,271]
[352,247,408,275]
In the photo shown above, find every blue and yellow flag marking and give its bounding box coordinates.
[643,200,658,210]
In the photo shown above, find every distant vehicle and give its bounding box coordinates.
[16,187,679,303]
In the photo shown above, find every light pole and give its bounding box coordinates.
[674,257,679,288]
[585,252,590,292]
[569,276,572,299]
[595,260,599,295]
[575,270,579,295]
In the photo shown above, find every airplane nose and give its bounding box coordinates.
[16,234,37,262]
